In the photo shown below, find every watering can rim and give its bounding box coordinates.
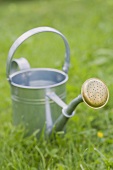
[9,68,68,89]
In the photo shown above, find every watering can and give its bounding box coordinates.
[6,27,109,138]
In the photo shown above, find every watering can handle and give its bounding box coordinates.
[6,26,70,79]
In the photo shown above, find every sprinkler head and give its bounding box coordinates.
[81,78,109,109]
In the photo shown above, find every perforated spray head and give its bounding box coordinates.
[81,78,109,109]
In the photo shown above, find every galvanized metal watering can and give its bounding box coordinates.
[6,27,109,138]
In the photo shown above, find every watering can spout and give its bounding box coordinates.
[47,78,109,136]
[48,95,83,135]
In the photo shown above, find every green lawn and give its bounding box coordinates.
[1,0,113,169]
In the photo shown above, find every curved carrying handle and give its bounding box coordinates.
[6,26,70,80]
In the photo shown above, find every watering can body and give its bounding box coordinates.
[10,68,68,137]
[7,27,70,138]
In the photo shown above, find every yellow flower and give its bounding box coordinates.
[97,131,104,138]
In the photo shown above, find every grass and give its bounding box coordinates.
[0,0,113,169]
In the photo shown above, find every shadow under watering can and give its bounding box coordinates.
[6,27,109,138]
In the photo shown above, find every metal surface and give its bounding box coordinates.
[10,70,68,137]
[10,68,68,88]
[6,27,70,137]
[47,78,109,136]
[10,57,30,74]
[46,91,67,108]
[81,78,109,109]
[6,26,109,138]
[7,26,70,80]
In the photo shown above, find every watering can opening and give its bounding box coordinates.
[10,68,68,89]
